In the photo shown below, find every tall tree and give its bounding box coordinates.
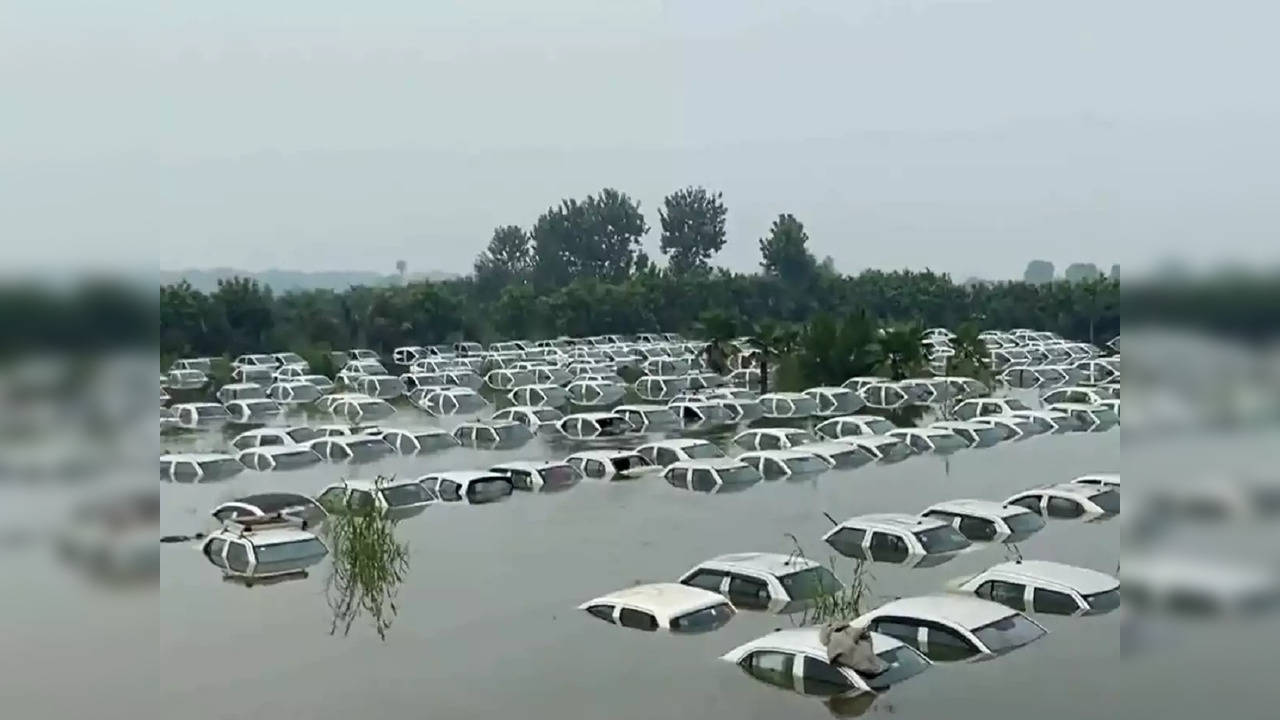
[1064,262,1103,283]
[1023,259,1055,284]
[531,189,649,287]
[759,213,817,284]
[474,225,531,292]
[658,186,728,275]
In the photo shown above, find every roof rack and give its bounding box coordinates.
[226,512,311,535]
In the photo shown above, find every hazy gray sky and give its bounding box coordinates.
[3,1,1276,278]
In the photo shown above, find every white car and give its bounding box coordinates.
[950,397,1034,421]
[231,426,321,451]
[215,381,266,404]
[680,553,843,612]
[614,404,681,431]
[330,395,396,423]
[734,450,831,479]
[887,427,969,455]
[417,471,515,505]
[726,368,761,389]
[337,359,389,386]
[801,387,865,417]
[488,461,581,493]
[857,382,910,410]
[210,493,327,527]
[578,583,736,633]
[170,402,230,428]
[636,439,726,467]
[823,514,971,567]
[412,386,489,417]
[508,383,569,408]
[662,458,763,494]
[1071,473,1120,490]
[1044,402,1120,431]
[236,445,323,472]
[223,398,284,423]
[484,368,535,391]
[373,427,460,455]
[634,375,689,402]
[272,364,309,381]
[920,499,1046,543]
[297,374,336,393]
[814,414,897,440]
[1007,409,1081,434]
[232,353,277,369]
[160,452,243,483]
[641,357,691,377]
[452,420,534,449]
[556,412,635,440]
[732,428,820,452]
[758,392,820,419]
[316,478,434,518]
[786,442,873,470]
[857,594,1047,661]
[565,450,659,481]
[668,399,735,427]
[840,376,889,394]
[1041,386,1113,407]
[230,365,275,386]
[969,415,1042,441]
[266,380,324,405]
[492,405,565,432]
[837,435,914,464]
[270,352,309,370]
[948,560,1121,616]
[1004,482,1120,519]
[928,421,1005,448]
[307,434,394,463]
[354,374,407,399]
[169,357,213,374]
[722,628,931,697]
[200,517,328,581]
[565,379,627,407]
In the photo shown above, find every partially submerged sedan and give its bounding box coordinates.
[614,404,681,432]
[308,434,394,464]
[948,560,1121,616]
[737,450,832,479]
[801,386,864,417]
[210,493,327,527]
[237,445,323,472]
[928,421,1005,449]
[823,514,971,567]
[636,438,726,467]
[316,478,434,519]
[663,458,763,494]
[452,420,534,450]
[814,414,897,440]
[160,452,244,483]
[679,552,843,612]
[223,398,285,424]
[556,412,635,441]
[201,517,329,582]
[579,583,736,633]
[1044,402,1120,431]
[837,435,914,464]
[170,402,231,428]
[758,392,820,419]
[565,450,660,481]
[886,427,969,455]
[920,499,1046,543]
[417,471,515,505]
[857,595,1047,662]
[721,628,930,697]
[488,461,581,493]
[412,386,489,417]
[565,378,627,407]
[1005,482,1119,520]
[374,427,461,455]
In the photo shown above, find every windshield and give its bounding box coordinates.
[278,353,304,364]
[380,484,431,507]
[597,417,630,434]
[931,434,968,452]
[538,465,580,487]
[496,424,530,441]
[779,566,843,600]
[670,603,735,634]
[972,614,1046,655]
[864,645,930,690]
[1083,589,1122,614]
[467,478,513,503]
[1091,490,1120,514]
[287,427,320,443]
[864,419,894,434]
[1002,398,1031,411]
[253,538,328,572]
[196,405,230,419]
[1004,511,1046,534]
[788,455,831,474]
[718,465,761,485]
[204,458,245,476]
[533,408,563,422]
[914,525,971,553]
[786,431,818,445]
[685,444,726,459]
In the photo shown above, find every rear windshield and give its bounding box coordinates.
[786,431,818,444]
[1004,399,1031,411]
[287,427,321,443]
[864,645,930,690]
[865,419,895,434]
[914,525,971,553]
[931,434,968,452]
[204,458,245,476]
[788,455,832,473]
[538,465,580,487]
[254,538,327,566]
[1091,490,1120,514]
[685,444,726,460]
[467,478,512,503]
[779,566,843,601]
[380,484,431,507]
[972,614,1046,655]
[718,466,761,485]
[533,408,563,421]
[670,603,735,634]
[1083,589,1122,614]
[1004,511,1046,534]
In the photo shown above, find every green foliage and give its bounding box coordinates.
[877,323,927,380]
[758,213,817,284]
[474,225,532,293]
[659,186,728,276]
[784,534,876,626]
[1023,259,1055,284]
[324,477,411,641]
[531,188,650,289]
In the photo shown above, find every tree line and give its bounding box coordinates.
[160,186,1120,367]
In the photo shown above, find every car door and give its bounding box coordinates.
[726,573,771,610]
[868,531,910,563]
[954,402,977,420]
[1008,494,1044,515]
[920,621,981,661]
[741,651,799,692]
[799,656,858,696]
[975,579,1028,611]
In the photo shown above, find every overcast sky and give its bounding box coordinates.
[2,1,1276,279]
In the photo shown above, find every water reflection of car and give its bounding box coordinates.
[858,595,1048,662]
[417,471,515,505]
[663,458,762,494]
[721,628,931,700]
[237,445,324,472]
[200,516,329,583]
[886,427,969,455]
[1004,482,1119,520]
[160,452,244,483]
[211,493,328,527]
[565,450,660,481]
[823,514,971,567]
[737,449,832,479]
[636,438,726,467]
[920,499,1046,544]
[928,421,1005,448]
[488,461,581,493]
[317,478,435,518]
[452,420,534,450]
[578,583,736,633]
[948,560,1121,616]
[678,552,843,612]
[835,435,913,464]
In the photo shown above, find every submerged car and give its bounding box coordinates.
[1071,473,1120,490]
[1005,482,1120,519]
[886,427,969,455]
[556,412,635,441]
[857,594,1048,661]
[452,420,534,449]
[823,514,971,567]
[737,449,832,479]
[373,427,461,455]
[200,516,329,581]
[679,552,843,612]
[837,435,914,464]
[801,386,865,417]
[491,405,565,432]
[721,628,931,696]
[814,414,897,440]
[488,461,581,493]
[316,478,434,519]
[614,404,681,432]
[565,378,627,407]
[266,380,325,405]
[565,450,660,480]
[508,383,570,408]
[969,415,1042,441]
[732,428,820,451]
[758,392,821,419]
[950,397,1033,421]
[928,421,1005,448]
[215,382,266,404]
[663,458,763,494]
[1044,402,1120,431]
[634,375,689,402]
[237,445,324,472]
[412,386,489,417]
[578,583,736,633]
[636,438,727,466]
[417,471,515,505]
[329,395,396,423]
[160,452,244,482]
[307,434,394,463]
[948,560,1121,616]
[170,402,231,428]
[920,499,1046,543]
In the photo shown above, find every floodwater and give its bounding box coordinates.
[144,405,1120,720]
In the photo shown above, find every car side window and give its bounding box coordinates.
[958,516,998,541]
[225,541,250,573]
[908,434,930,452]
[976,580,1028,610]
[955,403,976,420]
[260,435,283,447]
[727,575,771,609]
[664,467,688,488]
[438,480,462,502]
[800,657,853,696]
[690,468,717,493]
[869,617,921,648]
[584,460,606,478]
[826,527,867,559]
[734,434,755,451]
[1009,496,1042,514]
[1033,588,1082,614]
[655,448,679,466]
[682,569,728,593]
[203,538,227,567]
[922,621,979,661]
[742,651,794,691]
[1046,497,1084,518]
[868,531,909,563]
[585,604,615,624]
[617,608,658,631]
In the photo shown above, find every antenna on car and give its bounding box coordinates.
[822,512,839,527]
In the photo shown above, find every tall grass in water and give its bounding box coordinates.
[323,476,410,640]
[784,533,875,626]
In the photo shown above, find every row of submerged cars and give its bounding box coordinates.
[572,471,1120,710]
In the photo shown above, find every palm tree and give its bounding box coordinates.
[742,321,799,394]
[948,321,991,384]
[694,310,739,376]
[877,323,926,380]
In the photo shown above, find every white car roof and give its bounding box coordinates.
[758,391,811,400]
[419,470,507,483]
[843,434,904,447]
[578,582,727,622]
[171,402,223,410]
[328,478,421,491]
[1073,473,1120,486]
[722,628,906,662]
[161,452,236,462]
[490,460,572,472]
[1013,482,1112,500]
[925,498,1036,519]
[804,386,854,394]
[640,438,716,450]
[568,449,643,461]
[668,457,752,471]
[238,446,317,458]
[1047,401,1108,411]
[980,560,1118,595]
[931,421,996,431]
[616,404,674,413]
[891,427,956,438]
[736,428,812,439]
[696,551,821,577]
[738,449,824,462]
[565,411,625,420]
[229,526,319,546]
[828,513,951,535]
[865,594,1017,630]
[826,414,892,423]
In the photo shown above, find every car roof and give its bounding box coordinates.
[231,526,319,545]
[699,552,820,576]
[565,411,625,420]
[616,404,674,412]
[925,498,1034,518]
[826,414,891,423]
[866,594,1017,629]
[490,460,572,472]
[739,449,824,461]
[759,391,811,399]
[668,457,752,470]
[1015,482,1112,499]
[724,628,905,661]
[640,438,715,450]
[331,478,420,491]
[836,513,950,531]
[981,560,1118,594]
[1047,401,1107,410]
[161,452,237,462]
[579,582,726,620]
[738,427,811,438]
[421,470,509,483]
[568,449,643,461]
[240,445,318,456]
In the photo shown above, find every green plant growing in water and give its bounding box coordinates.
[783,532,876,627]
[323,476,411,640]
